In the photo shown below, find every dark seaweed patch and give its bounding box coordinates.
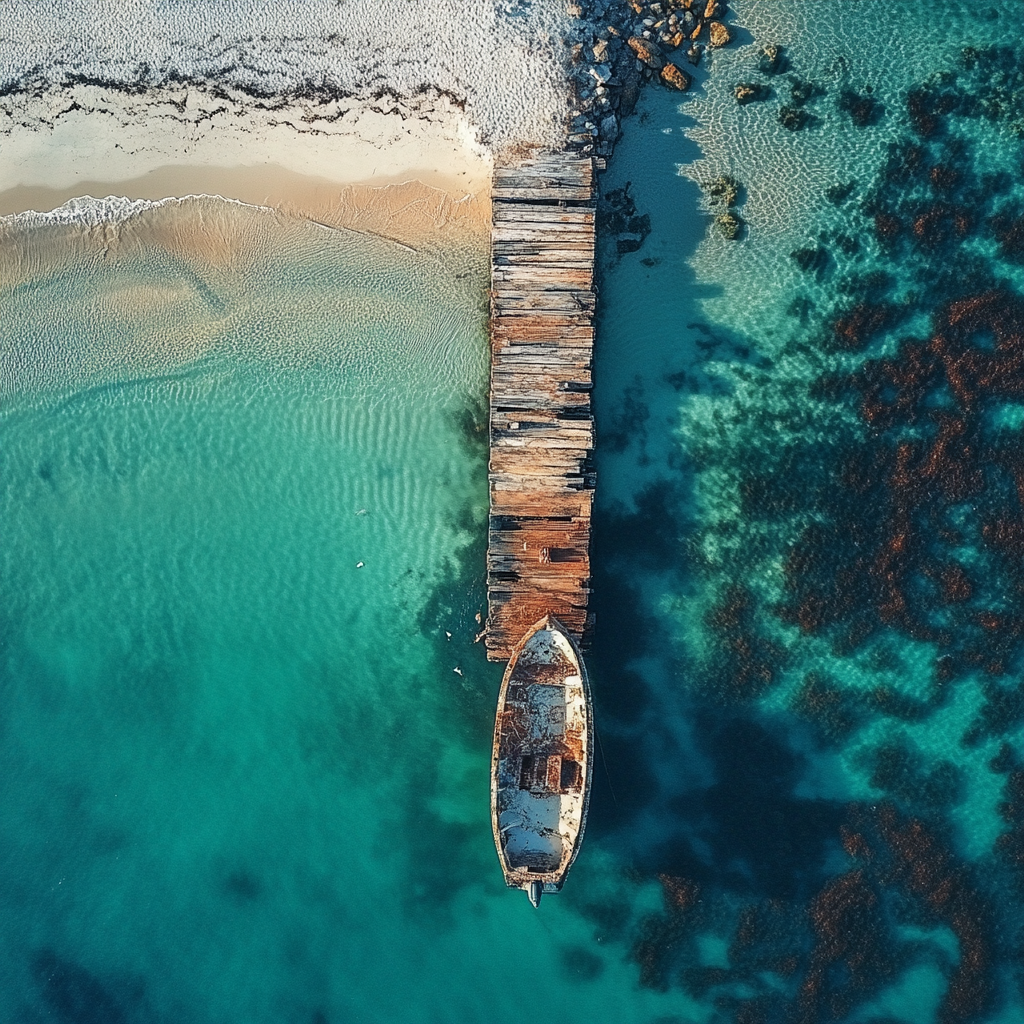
[825,180,857,205]
[703,585,784,700]
[559,945,605,982]
[31,951,128,1024]
[838,87,884,127]
[791,673,864,745]
[779,290,1024,681]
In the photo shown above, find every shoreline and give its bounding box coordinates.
[0,165,492,253]
[0,84,494,250]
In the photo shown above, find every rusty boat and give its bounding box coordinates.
[490,615,593,907]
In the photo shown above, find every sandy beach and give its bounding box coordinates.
[0,0,578,246]
[0,83,495,250]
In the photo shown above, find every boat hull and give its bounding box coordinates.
[490,615,593,901]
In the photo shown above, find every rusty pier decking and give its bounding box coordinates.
[485,152,597,661]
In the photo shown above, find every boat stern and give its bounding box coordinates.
[528,880,543,907]
[509,873,563,907]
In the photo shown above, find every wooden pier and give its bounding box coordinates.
[485,152,597,661]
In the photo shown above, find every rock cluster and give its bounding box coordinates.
[701,173,745,240]
[598,181,653,253]
[566,0,733,159]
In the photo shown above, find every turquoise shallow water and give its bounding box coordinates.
[0,204,705,1023]
[0,208,497,1023]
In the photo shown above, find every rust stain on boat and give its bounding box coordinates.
[490,614,593,905]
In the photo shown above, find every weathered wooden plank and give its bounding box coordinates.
[494,164,593,183]
[492,185,593,201]
[489,458,589,478]
[488,546,588,564]
[492,222,594,239]
[490,438,593,453]
[491,222,594,238]
[486,152,597,660]
[492,354,593,371]
[493,256,594,269]
[493,163,593,183]
[493,208,595,226]
[492,242,595,256]
[492,289,592,302]
[489,544,588,561]
[492,289,595,307]
[492,329,594,345]
[491,359,592,376]
[490,478,591,496]
[491,422,594,439]
[495,158,593,181]
[492,215,595,230]
[489,405,589,421]
[493,347,592,360]
[493,264,593,283]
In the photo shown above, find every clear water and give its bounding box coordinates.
[0,201,705,1024]
[6,1,1024,1021]
[587,0,1024,1021]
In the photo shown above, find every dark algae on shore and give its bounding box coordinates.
[584,0,1024,1020]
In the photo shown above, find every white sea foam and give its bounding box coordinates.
[2,193,272,229]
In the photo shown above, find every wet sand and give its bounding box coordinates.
[0,91,492,251]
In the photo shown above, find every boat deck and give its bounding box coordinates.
[485,153,597,661]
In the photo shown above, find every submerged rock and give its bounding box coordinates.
[627,35,665,68]
[789,77,821,107]
[715,211,743,240]
[686,43,703,66]
[790,244,830,277]
[599,181,652,256]
[734,82,770,105]
[826,180,857,205]
[703,174,741,208]
[757,43,786,75]
[661,62,692,90]
[839,87,884,127]
[778,104,810,131]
